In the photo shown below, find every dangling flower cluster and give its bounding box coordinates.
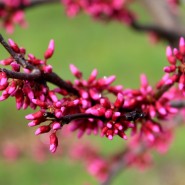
[0,0,29,33]
[62,0,135,25]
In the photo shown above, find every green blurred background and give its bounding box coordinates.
[0,3,185,185]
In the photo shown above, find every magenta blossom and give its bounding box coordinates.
[0,0,29,33]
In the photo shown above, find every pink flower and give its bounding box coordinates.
[0,0,29,33]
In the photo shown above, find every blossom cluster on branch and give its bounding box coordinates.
[0,33,184,157]
[0,1,185,185]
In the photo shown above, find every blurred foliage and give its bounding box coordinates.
[0,3,185,185]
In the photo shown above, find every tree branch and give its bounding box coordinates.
[0,34,38,71]
[61,113,104,124]
[170,100,185,108]
[42,72,79,95]
[131,21,185,46]
[137,0,185,46]
[0,34,79,95]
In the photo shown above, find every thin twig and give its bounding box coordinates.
[61,113,104,124]
[0,34,79,95]
[0,34,38,71]
[170,100,185,108]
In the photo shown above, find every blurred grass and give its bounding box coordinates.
[0,3,185,185]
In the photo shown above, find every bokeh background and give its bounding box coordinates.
[0,3,185,185]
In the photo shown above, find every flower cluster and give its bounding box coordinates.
[0,38,54,109]
[164,37,185,94]
[0,0,29,33]
[62,0,135,25]
[0,35,183,157]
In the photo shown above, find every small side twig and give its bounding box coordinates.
[0,34,79,95]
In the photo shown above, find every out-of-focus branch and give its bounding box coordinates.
[131,21,185,46]
[137,0,185,46]
[170,100,185,108]
[139,0,182,29]
[101,144,147,185]
[26,0,59,9]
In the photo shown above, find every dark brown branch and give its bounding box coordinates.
[1,68,79,95]
[170,100,185,108]
[43,72,79,95]
[61,113,104,124]
[2,68,40,80]
[0,34,79,95]
[131,21,185,46]
[154,84,173,100]
[0,34,38,71]
[26,0,59,8]
[154,73,180,100]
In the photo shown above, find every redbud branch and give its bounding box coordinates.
[0,34,38,71]
[154,73,180,100]
[131,21,185,46]
[42,72,79,95]
[1,68,40,80]
[0,34,79,95]
[61,113,104,124]
[26,0,59,8]
[170,100,185,108]
[56,110,145,125]
[154,84,173,100]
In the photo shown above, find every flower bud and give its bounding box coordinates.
[35,125,50,135]
[8,39,20,53]
[49,133,58,153]
[44,39,55,59]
